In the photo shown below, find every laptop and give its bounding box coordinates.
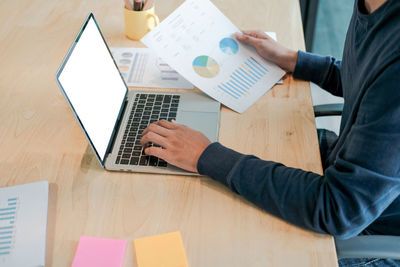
[56,13,220,175]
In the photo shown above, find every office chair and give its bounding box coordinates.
[313,103,400,260]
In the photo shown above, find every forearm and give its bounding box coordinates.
[197,143,400,238]
[197,143,328,234]
[271,48,298,73]
[293,51,343,97]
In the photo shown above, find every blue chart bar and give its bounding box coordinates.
[0,197,18,257]
[239,67,257,83]
[218,57,269,99]
[231,73,249,88]
[0,207,15,212]
[228,80,246,94]
[0,217,14,221]
[245,62,262,78]
[250,57,269,73]
[0,211,15,216]
[218,85,238,99]
[0,231,12,235]
[227,81,245,95]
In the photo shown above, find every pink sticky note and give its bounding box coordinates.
[71,236,127,267]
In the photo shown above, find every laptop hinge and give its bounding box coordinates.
[105,98,128,156]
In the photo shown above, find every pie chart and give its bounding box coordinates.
[192,55,220,78]
[219,38,239,55]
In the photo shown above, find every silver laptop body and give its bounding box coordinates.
[56,13,220,176]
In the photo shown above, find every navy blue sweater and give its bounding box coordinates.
[197,0,400,239]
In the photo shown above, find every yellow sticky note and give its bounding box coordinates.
[134,231,188,267]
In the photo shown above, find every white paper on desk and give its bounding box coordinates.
[110,47,194,89]
[0,181,49,267]
[141,0,285,113]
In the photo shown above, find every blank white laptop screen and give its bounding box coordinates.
[58,16,127,161]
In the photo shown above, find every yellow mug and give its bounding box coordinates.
[123,5,160,41]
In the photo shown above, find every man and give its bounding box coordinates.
[141,0,400,266]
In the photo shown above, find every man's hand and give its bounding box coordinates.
[140,120,211,173]
[235,30,298,73]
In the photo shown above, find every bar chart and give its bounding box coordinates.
[217,57,269,99]
[0,197,18,257]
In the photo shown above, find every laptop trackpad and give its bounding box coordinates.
[176,111,219,142]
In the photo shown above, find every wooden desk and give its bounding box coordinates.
[0,0,337,266]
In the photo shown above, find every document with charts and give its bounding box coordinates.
[0,181,49,267]
[141,0,285,113]
[110,47,194,90]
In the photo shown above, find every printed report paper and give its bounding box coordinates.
[0,181,49,267]
[141,0,285,113]
[110,47,194,90]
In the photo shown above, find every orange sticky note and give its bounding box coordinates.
[134,231,188,267]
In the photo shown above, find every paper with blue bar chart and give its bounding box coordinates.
[141,0,285,113]
[0,181,49,267]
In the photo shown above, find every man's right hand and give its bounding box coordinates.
[235,30,298,73]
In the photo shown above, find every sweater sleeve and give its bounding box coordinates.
[293,51,343,97]
[197,61,400,239]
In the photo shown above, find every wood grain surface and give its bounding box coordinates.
[0,0,337,266]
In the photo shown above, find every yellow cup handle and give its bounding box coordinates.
[147,13,160,31]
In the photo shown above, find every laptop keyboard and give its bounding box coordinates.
[115,93,180,167]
